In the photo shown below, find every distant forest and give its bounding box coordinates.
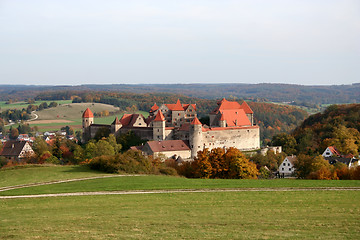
[0,83,358,104]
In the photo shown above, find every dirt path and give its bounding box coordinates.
[1,187,359,199]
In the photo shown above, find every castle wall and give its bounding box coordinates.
[89,125,111,139]
[201,126,260,151]
[120,127,153,140]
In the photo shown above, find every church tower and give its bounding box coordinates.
[82,108,94,141]
[190,117,202,158]
[152,110,166,141]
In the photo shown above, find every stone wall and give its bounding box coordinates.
[201,126,260,151]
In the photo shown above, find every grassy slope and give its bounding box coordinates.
[0,165,359,196]
[1,166,359,239]
[1,191,359,239]
[0,100,72,111]
[0,165,109,188]
[35,102,120,120]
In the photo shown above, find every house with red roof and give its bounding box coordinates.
[322,146,341,158]
[141,140,191,159]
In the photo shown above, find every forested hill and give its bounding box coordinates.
[248,102,308,143]
[292,104,360,156]
[0,83,359,104]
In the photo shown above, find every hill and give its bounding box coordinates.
[1,83,359,104]
[292,104,360,155]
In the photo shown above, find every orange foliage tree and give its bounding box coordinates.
[192,147,259,179]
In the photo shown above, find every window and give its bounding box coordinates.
[288,163,290,166]
[289,168,291,171]
[282,168,284,171]
[283,163,285,166]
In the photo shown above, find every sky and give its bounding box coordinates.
[0,0,359,86]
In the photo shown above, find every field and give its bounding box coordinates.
[3,101,149,132]
[0,165,359,239]
[0,100,72,111]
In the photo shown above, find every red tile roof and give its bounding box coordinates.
[146,140,190,153]
[120,114,147,127]
[211,98,254,115]
[182,104,197,111]
[154,110,165,121]
[166,99,184,111]
[220,109,251,127]
[82,108,94,118]
[120,114,133,126]
[241,101,253,114]
[220,114,225,121]
[150,103,159,112]
[191,117,202,125]
[328,146,341,156]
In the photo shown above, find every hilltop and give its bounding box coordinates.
[292,104,360,155]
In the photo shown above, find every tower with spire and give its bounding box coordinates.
[152,110,166,141]
[82,108,94,141]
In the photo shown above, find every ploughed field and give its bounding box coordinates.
[0,165,359,239]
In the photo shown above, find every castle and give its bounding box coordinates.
[82,98,260,159]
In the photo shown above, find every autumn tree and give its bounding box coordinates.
[224,147,259,179]
[193,148,212,178]
[192,147,259,179]
[9,127,19,140]
[32,137,49,156]
[271,133,297,155]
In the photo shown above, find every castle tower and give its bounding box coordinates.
[219,113,226,127]
[111,116,122,135]
[240,101,254,126]
[153,110,166,141]
[82,108,94,141]
[189,117,203,158]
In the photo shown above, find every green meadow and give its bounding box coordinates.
[0,100,72,111]
[1,165,359,239]
[1,191,359,239]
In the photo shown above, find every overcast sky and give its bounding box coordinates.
[0,0,359,86]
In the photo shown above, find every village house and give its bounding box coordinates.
[322,146,341,158]
[322,146,360,168]
[82,98,260,160]
[0,140,35,161]
[278,155,297,177]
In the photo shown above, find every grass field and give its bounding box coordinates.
[0,165,109,188]
[1,191,359,239]
[4,101,149,132]
[0,100,72,111]
[1,165,359,239]
[1,165,359,196]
